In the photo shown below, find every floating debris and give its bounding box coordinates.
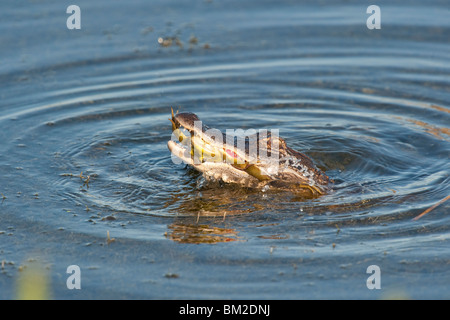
[157,33,207,50]
[189,35,198,45]
[60,173,74,177]
[164,273,179,279]
[413,195,450,221]
[101,215,117,221]
[158,36,183,48]
[79,172,91,189]
[335,224,340,235]
[106,230,115,244]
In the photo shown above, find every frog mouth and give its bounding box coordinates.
[167,109,278,181]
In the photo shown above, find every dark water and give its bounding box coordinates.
[1,0,449,299]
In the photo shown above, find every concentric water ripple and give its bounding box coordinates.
[1,0,449,299]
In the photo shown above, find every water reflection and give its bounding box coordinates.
[165,223,240,244]
[167,179,267,216]
[1,0,449,299]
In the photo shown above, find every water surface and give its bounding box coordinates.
[0,0,449,299]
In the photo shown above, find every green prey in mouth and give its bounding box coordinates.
[168,109,329,196]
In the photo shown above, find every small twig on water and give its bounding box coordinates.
[106,230,115,244]
[412,195,450,221]
[79,172,91,189]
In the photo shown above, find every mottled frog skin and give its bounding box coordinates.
[168,110,329,196]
